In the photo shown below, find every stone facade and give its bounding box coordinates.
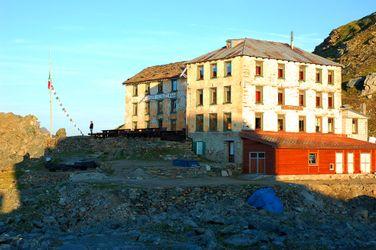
[124,78,186,131]
[342,109,368,141]
[186,39,368,164]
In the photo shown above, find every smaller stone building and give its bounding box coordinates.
[123,62,187,131]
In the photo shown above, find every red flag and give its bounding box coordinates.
[48,72,52,89]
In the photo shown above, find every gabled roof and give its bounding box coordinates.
[189,38,342,67]
[240,130,376,149]
[123,61,186,85]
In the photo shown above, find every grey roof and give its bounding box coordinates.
[189,38,342,67]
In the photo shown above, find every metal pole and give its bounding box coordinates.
[50,87,53,138]
[49,49,53,138]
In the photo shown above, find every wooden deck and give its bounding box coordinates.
[92,128,187,142]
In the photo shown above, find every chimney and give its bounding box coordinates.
[226,39,245,48]
[361,103,367,115]
[290,31,294,50]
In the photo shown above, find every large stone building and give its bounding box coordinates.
[123,62,186,131]
[185,38,368,164]
[123,37,372,174]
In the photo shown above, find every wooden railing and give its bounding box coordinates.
[92,128,187,142]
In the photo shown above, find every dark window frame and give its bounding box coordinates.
[196,114,204,132]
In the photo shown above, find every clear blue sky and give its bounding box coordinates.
[0,0,375,135]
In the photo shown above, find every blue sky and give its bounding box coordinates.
[0,0,375,135]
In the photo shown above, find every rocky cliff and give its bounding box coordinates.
[0,113,50,169]
[314,11,376,82]
[314,12,376,137]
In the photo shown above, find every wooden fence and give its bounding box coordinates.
[92,128,187,142]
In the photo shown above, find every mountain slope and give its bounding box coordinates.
[314,12,376,82]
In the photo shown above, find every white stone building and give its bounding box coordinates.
[185,38,368,164]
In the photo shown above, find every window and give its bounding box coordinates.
[316,69,322,83]
[255,61,263,76]
[133,103,138,116]
[157,81,163,93]
[316,117,322,132]
[278,89,284,105]
[316,92,322,108]
[209,113,217,131]
[225,61,232,76]
[145,83,150,95]
[328,93,334,109]
[224,86,231,103]
[299,91,305,107]
[170,119,176,131]
[328,117,334,133]
[328,70,334,84]
[210,87,217,105]
[197,89,204,106]
[277,115,284,131]
[223,112,232,131]
[158,118,163,128]
[255,87,263,104]
[133,85,138,96]
[299,116,305,132]
[299,65,306,81]
[278,64,285,79]
[132,121,137,130]
[157,100,163,114]
[145,101,150,115]
[197,65,204,80]
[196,114,204,132]
[308,153,318,165]
[170,98,177,113]
[171,79,178,92]
[210,63,217,78]
[352,119,358,134]
[255,113,263,130]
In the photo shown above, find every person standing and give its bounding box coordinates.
[89,121,94,135]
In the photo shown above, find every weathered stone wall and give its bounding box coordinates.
[242,56,343,133]
[124,78,187,131]
[342,109,368,141]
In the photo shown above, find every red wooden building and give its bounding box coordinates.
[241,131,376,175]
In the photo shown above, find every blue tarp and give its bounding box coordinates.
[247,187,284,214]
[172,159,199,168]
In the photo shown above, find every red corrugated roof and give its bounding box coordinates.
[189,38,342,67]
[240,130,376,149]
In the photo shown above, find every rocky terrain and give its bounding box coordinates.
[314,11,376,82]
[0,113,51,169]
[1,163,376,249]
[1,113,376,249]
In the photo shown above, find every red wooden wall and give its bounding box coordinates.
[242,138,376,175]
[242,140,275,174]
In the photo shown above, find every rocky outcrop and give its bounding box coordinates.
[0,113,50,169]
[362,73,376,97]
[314,12,376,81]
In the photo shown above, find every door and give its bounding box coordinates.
[196,141,204,156]
[347,153,354,174]
[360,153,371,173]
[249,152,266,174]
[228,141,235,163]
[335,152,343,174]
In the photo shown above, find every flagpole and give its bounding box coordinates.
[49,50,53,138]
[50,86,53,138]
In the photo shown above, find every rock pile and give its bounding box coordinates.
[0,113,50,169]
[1,177,375,249]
